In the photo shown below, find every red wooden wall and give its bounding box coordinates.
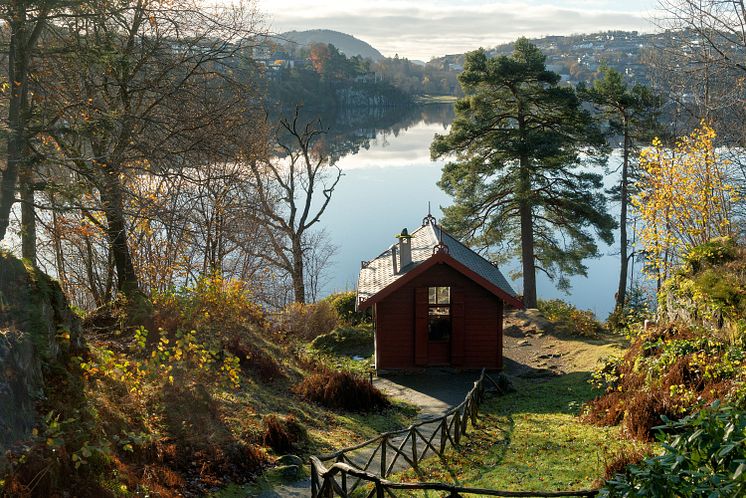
[374,262,503,370]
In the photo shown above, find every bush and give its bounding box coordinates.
[228,341,284,382]
[152,274,266,346]
[584,323,746,440]
[262,415,307,454]
[600,402,746,497]
[293,370,390,412]
[607,286,654,335]
[275,301,338,340]
[322,291,371,325]
[537,299,603,337]
[310,326,374,357]
[601,446,650,481]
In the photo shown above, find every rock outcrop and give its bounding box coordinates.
[0,253,82,472]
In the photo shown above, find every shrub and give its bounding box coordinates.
[262,415,307,454]
[293,370,390,412]
[607,285,654,335]
[682,236,737,274]
[275,301,338,340]
[152,274,265,346]
[600,402,746,497]
[537,299,603,336]
[310,326,374,357]
[601,446,649,481]
[228,340,284,382]
[322,291,371,325]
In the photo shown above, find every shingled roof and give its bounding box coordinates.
[357,220,521,308]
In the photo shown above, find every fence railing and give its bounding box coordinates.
[310,369,599,498]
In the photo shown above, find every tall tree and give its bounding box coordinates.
[431,39,615,307]
[0,0,63,259]
[581,67,662,315]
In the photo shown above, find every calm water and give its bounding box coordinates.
[318,104,630,319]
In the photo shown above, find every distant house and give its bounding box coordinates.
[356,215,522,372]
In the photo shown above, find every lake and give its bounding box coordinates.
[317,104,635,319]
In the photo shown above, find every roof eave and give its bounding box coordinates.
[357,251,524,310]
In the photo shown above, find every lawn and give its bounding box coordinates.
[397,373,647,493]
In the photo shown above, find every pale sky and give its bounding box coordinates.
[260,0,658,61]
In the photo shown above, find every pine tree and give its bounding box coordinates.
[431,38,615,307]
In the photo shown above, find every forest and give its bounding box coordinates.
[1,0,746,496]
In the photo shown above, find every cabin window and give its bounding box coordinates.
[428,287,451,341]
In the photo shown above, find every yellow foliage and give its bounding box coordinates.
[633,122,738,281]
[78,326,242,393]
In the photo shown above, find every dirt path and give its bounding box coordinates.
[502,308,626,378]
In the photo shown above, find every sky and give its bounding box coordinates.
[260,0,658,61]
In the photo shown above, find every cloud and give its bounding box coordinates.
[262,1,655,60]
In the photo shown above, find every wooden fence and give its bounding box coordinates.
[309,369,599,498]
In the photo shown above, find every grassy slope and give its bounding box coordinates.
[396,336,643,492]
[83,322,417,497]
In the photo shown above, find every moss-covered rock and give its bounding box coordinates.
[660,238,746,333]
[0,253,82,473]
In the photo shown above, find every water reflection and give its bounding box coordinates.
[315,103,627,319]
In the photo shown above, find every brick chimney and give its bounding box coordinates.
[396,228,412,270]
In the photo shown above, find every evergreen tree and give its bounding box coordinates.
[431,38,615,307]
[580,67,662,316]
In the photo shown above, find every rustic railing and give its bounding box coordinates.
[310,369,599,498]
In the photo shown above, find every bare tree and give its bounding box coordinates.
[35,0,264,297]
[654,1,746,136]
[652,0,746,219]
[1,1,58,257]
[248,109,342,304]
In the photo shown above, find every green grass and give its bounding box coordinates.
[307,325,375,375]
[397,373,646,493]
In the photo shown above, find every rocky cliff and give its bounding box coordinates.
[0,253,82,473]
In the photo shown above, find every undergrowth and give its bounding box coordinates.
[537,299,604,337]
[2,283,411,497]
[583,322,746,440]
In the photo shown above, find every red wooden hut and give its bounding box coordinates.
[356,215,523,372]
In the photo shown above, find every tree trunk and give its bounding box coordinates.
[615,122,630,314]
[291,235,306,304]
[100,166,139,297]
[20,161,36,261]
[1,8,30,242]
[517,103,537,308]
[519,167,537,308]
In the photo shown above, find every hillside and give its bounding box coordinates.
[427,30,664,86]
[279,29,384,61]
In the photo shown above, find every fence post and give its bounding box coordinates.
[337,455,347,495]
[411,426,418,470]
[380,434,388,478]
[311,462,318,498]
[453,411,461,446]
[376,481,385,498]
[470,396,478,426]
[440,417,447,454]
[321,476,334,498]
